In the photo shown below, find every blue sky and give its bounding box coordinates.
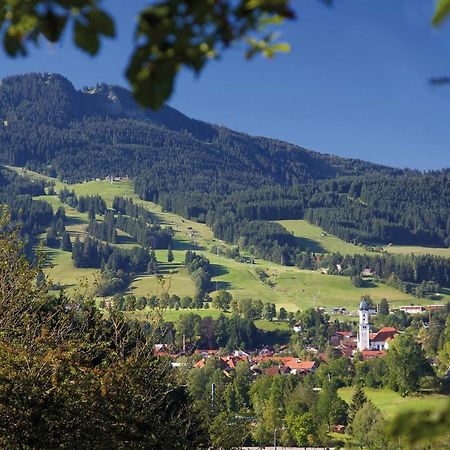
[1,0,450,169]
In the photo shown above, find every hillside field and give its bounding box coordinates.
[15,168,449,313]
[384,245,450,258]
[277,219,371,254]
[338,387,449,418]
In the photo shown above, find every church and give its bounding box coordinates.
[357,299,398,351]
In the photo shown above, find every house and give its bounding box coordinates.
[427,304,446,312]
[399,305,425,315]
[333,425,346,434]
[264,365,291,377]
[361,268,374,277]
[282,358,318,375]
[329,330,355,346]
[369,327,398,350]
[361,350,385,360]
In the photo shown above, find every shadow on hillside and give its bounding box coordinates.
[171,239,202,251]
[116,235,136,245]
[294,237,326,253]
[213,280,232,291]
[360,278,377,288]
[65,216,86,227]
[211,263,228,277]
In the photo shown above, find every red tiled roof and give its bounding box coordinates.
[194,359,206,369]
[371,327,397,342]
[361,350,385,360]
[337,331,354,337]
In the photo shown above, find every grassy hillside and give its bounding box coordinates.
[14,167,445,312]
[277,219,372,255]
[384,245,450,258]
[338,387,449,418]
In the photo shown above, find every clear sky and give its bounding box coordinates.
[1,0,450,170]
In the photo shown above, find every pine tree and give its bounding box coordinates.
[60,232,72,252]
[348,384,367,424]
[167,246,174,263]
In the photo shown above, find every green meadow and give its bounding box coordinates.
[277,219,371,254]
[338,387,449,418]
[384,245,450,258]
[14,168,446,313]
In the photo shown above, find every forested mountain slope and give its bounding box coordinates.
[0,73,449,251]
[0,73,400,183]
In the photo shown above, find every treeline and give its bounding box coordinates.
[72,235,150,272]
[112,196,154,222]
[0,166,55,254]
[59,187,107,216]
[135,172,450,261]
[87,211,172,249]
[294,251,450,291]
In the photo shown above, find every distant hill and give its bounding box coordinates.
[0,72,401,184]
[0,72,448,251]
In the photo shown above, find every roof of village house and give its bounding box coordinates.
[371,327,397,342]
[361,350,385,359]
[264,365,291,376]
[282,358,317,371]
[336,331,354,337]
[194,359,206,369]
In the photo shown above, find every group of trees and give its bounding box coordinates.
[87,210,173,249]
[185,251,213,300]
[72,235,151,273]
[59,187,107,217]
[112,196,155,222]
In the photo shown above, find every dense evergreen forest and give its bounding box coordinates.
[0,73,449,259]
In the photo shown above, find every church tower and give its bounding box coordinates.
[357,298,370,351]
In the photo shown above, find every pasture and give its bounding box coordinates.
[338,387,449,418]
[277,219,371,254]
[384,245,450,258]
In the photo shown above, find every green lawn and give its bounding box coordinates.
[277,219,371,254]
[385,245,450,258]
[338,387,449,418]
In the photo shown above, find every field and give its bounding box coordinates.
[13,167,447,313]
[385,245,450,258]
[338,387,449,418]
[277,219,371,254]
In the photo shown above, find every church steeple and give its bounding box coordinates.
[357,299,370,351]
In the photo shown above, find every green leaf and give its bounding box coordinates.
[73,20,99,55]
[433,0,450,26]
[3,33,26,57]
[87,10,115,38]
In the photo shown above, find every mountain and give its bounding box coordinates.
[0,72,401,184]
[0,73,449,252]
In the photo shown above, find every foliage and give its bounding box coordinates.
[385,333,433,395]
[287,412,318,447]
[347,384,367,424]
[0,212,205,448]
[351,402,394,450]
